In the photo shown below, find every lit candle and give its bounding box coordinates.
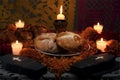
[96,38,107,52]
[57,5,65,20]
[93,22,103,34]
[15,20,25,28]
[11,40,23,55]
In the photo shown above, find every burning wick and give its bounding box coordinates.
[13,57,21,61]
[96,56,104,60]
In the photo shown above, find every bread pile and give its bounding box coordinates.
[34,31,83,53]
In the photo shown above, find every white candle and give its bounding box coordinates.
[93,22,103,34]
[15,20,25,28]
[96,38,107,52]
[57,5,65,20]
[11,40,23,55]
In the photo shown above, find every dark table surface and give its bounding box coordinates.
[0,56,119,80]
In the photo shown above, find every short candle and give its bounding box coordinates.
[15,20,25,28]
[11,40,23,55]
[96,38,107,52]
[94,22,103,34]
[57,5,65,20]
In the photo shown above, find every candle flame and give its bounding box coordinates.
[101,38,103,41]
[18,20,21,23]
[16,40,18,44]
[97,22,100,26]
[60,5,63,14]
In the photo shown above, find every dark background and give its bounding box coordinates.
[76,0,120,32]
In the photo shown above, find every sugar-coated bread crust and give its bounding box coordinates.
[34,33,58,53]
[56,31,83,51]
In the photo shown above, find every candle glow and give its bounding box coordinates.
[60,5,63,14]
[94,22,103,34]
[11,40,23,55]
[15,20,25,28]
[57,5,65,20]
[96,38,107,52]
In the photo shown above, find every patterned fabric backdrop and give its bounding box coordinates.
[0,0,119,32]
[0,0,77,30]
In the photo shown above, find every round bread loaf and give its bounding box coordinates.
[34,33,58,53]
[56,31,83,51]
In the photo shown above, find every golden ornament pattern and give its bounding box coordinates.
[0,0,76,30]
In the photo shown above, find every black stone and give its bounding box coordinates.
[0,54,47,79]
[70,54,116,78]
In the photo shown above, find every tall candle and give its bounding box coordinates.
[57,5,65,20]
[96,38,107,52]
[15,20,25,28]
[11,40,23,55]
[94,22,103,34]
